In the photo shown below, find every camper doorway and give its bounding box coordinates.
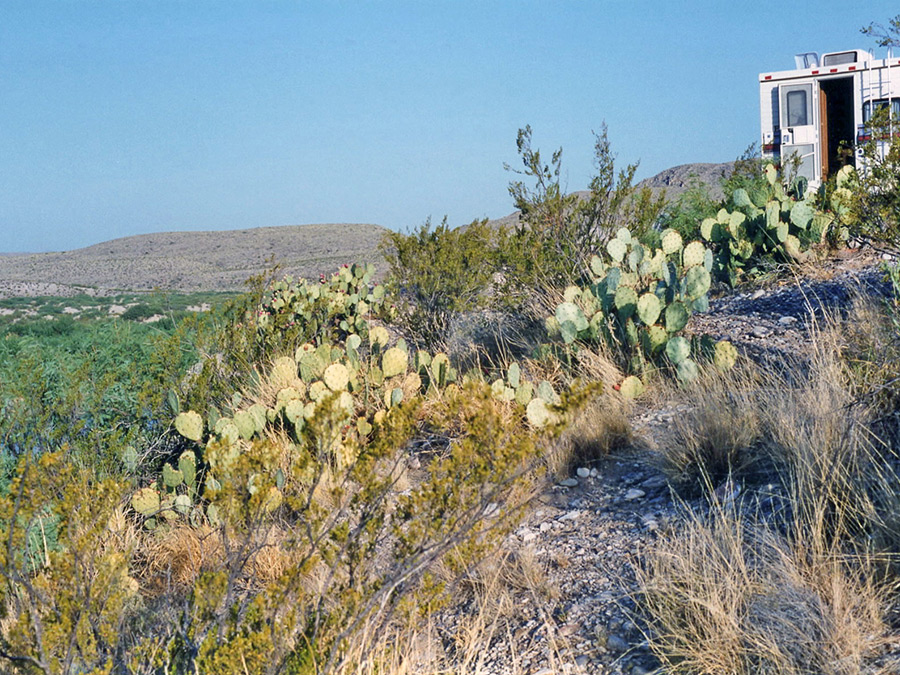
[818,77,855,180]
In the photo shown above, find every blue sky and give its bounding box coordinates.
[1,1,897,252]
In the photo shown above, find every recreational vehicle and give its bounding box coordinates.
[759,49,900,187]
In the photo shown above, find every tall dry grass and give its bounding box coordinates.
[639,295,900,673]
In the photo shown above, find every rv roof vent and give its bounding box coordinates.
[822,50,872,66]
[794,52,819,69]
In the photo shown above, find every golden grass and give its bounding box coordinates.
[639,295,900,673]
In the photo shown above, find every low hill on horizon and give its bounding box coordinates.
[0,162,735,298]
[0,223,388,298]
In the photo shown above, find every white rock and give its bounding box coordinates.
[624,488,646,501]
[778,315,798,325]
[559,477,579,488]
[576,467,590,478]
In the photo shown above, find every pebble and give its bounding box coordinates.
[590,468,599,478]
[606,634,629,652]
[751,289,766,299]
[540,521,552,533]
[624,488,646,501]
[641,516,659,531]
[574,654,590,666]
[576,467,591,478]
[751,325,771,338]
[778,315,797,325]
[559,478,579,488]
[559,509,582,522]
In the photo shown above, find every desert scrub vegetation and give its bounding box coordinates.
[0,257,598,674]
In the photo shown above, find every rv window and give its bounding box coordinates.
[863,98,900,123]
[786,90,808,126]
[823,51,857,66]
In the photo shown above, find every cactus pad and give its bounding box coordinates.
[382,347,408,378]
[636,293,662,326]
[174,411,203,442]
[323,363,351,391]
[666,336,691,364]
[682,241,706,268]
[714,340,738,371]
[131,487,160,517]
[619,375,645,399]
[660,229,683,254]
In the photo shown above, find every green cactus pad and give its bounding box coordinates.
[732,188,753,209]
[269,356,298,389]
[122,446,138,472]
[323,363,351,391]
[431,353,451,385]
[590,254,607,278]
[684,265,711,300]
[717,208,731,225]
[644,324,668,354]
[666,336,691,364]
[627,245,644,272]
[607,238,627,263]
[284,398,305,426]
[614,286,638,319]
[299,353,326,383]
[660,229,683,254]
[233,410,257,440]
[369,325,390,349]
[308,381,329,402]
[700,217,716,241]
[382,347,408,378]
[714,340,738,371]
[276,387,302,411]
[178,451,196,487]
[728,211,747,239]
[790,201,813,230]
[563,285,581,303]
[515,381,534,406]
[414,350,432,371]
[347,334,362,353]
[356,417,373,437]
[174,494,192,515]
[507,362,521,389]
[636,293,662,326]
[526,398,555,428]
[537,380,560,405]
[131,487,160,517]
[556,302,589,332]
[174,411,203,442]
[682,241,706,268]
[619,375,644,399]
[677,358,700,383]
[765,163,777,185]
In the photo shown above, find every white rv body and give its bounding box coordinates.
[759,49,900,187]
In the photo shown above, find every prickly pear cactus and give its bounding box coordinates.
[550,227,714,379]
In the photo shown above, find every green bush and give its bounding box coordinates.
[380,218,500,349]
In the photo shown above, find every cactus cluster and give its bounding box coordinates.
[256,262,389,344]
[132,262,565,527]
[550,227,727,388]
[701,163,837,285]
[130,449,199,529]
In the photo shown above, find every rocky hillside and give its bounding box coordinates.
[0,223,387,298]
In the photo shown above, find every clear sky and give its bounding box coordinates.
[1,1,897,253]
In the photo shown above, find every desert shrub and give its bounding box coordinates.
[380,218,499,350]
[845,106,900,250]
[655,175,719,243]
[501,124,666,292]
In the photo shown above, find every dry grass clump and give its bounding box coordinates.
[660,363,767,488]
[640,294,900,672]
[334,547,563,675]
[637,511,889,674]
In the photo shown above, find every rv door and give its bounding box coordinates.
[779,82,818,182]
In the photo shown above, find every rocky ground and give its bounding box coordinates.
[442,248,900,675]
